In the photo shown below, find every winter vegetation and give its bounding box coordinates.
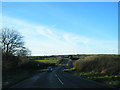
[64,55,120,88]
[74,55,120,75]
[1,28,51,88]
[1,28,31,71]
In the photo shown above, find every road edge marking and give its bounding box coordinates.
[55,74,64,85]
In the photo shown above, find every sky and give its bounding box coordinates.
[1,2,118,56]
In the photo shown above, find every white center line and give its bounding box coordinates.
[55,74,64,85]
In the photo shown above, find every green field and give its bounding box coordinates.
[35,58,58,63]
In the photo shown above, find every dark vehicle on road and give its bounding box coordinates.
[47,66,53,72]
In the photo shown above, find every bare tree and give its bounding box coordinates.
[1,28,24,55]
[1,28,32,71]
[16,47,31,56]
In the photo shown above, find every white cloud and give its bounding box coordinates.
[63,33,90,44]
[2,16,118,55]
[35,26,59,40]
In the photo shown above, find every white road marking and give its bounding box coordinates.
[55,74,64,85]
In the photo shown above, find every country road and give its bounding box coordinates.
[9,66,116,88]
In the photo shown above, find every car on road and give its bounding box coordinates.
[47,66,53,72]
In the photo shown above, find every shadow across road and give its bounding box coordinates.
[3,66,118,89]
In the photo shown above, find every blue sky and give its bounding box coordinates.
[2,2,118,56]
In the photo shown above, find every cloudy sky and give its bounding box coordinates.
[2,2,118,56]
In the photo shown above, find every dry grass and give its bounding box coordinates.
[73,55,120,75]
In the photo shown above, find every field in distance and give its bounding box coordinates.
[35,57,58,63]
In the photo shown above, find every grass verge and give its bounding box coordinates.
[2,68,41,88]
[64,69,120,88]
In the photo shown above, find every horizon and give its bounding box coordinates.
[2,2,118,56]
[29,53,118,57]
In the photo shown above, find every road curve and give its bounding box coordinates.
[9,66,117,88]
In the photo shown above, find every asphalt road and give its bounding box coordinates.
[10,66,116,88]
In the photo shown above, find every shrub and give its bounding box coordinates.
[73,55,120,75]
[20,61,56,69]
[2,54,20,72]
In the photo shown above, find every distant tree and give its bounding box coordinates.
[1,28,24,56]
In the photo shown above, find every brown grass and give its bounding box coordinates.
[73,55,120,75]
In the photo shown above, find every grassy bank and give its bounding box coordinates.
[74,55,120,75]
[3,65,57,88]
[64,55,120,88]
[2,68,41,88]
[64,69,120,88]
[73,71,120,88]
